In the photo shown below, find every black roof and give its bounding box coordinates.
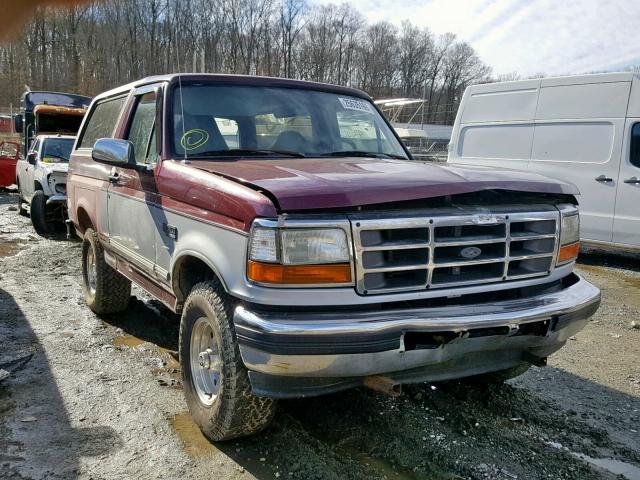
[22,91,92,111]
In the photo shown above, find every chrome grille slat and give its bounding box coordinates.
[352,209,560,295]
[362,242,430,251]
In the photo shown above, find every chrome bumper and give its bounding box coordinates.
[46,195,67,205]
[234,274,600,397]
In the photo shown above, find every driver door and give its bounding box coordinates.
[106,87,162,279]
[612,119,640,247]
[21,138,40,201]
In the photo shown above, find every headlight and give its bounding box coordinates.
[247,223,352,286]
[557,209,580,265]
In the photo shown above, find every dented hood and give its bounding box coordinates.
[191,157,578,211]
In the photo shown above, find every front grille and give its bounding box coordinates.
[352,209,560,295]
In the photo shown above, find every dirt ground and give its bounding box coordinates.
[0,188,639,480]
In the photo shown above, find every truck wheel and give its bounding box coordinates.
[16,182,27,216]
[81,228,131,314]
[179,281,277,441]
[30,190,55,236]
[464,363,531,384]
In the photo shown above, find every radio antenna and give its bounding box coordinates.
[175,37,189,164]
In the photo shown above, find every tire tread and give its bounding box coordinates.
[179,280,276,441]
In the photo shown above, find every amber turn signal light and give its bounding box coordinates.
[557,242,580,264]
[247,261,352,285]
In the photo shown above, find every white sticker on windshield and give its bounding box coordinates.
[339,97,374,114]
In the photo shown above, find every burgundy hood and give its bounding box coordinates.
[192,158,578,211]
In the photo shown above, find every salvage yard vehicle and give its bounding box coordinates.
[16,135,74,234]
[67,74,601,441]
[0,141,20,188]
[14,90,91,156]
[448,72,640,252]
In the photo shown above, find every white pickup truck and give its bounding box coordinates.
[448,72,640,253]
[15,134,75,236]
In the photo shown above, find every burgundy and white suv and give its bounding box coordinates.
[67,74,601,441]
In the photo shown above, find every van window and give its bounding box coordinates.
[458,124,533,160]
[79,96,127,149]
[530,122,614,164]
[631,123,640,169]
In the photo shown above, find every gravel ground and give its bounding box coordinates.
[0,189,639,480]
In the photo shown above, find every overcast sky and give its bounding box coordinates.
[312,0,640,77]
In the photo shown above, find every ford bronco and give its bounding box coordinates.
[67,74,601,441]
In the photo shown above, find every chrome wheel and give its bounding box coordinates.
[190,317,222,406]
[86,246,97,294]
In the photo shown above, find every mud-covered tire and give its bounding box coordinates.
[30,190,55,236]
[81,228,131,314]
[463,363,531,384]
[179,280,277,441]
[16,182,27,216]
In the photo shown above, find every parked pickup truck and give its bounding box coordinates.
[16,134,75,235]
[67,74,601,441]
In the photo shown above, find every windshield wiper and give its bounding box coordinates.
[191,148,306,158]
[322,150,406,160]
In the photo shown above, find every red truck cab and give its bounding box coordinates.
[0,141,20,188]
[67,74,601,441]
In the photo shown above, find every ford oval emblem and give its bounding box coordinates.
[460,246,482,259]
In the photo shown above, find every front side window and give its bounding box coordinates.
[631,123,640,169]
[29,139,40,155]
[42,138,75,163]
[127,92,158,165]
[171,84,407,160]
[79,96,127,149]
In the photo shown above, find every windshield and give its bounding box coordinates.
[171,84,408,159]
[42,138,75,162]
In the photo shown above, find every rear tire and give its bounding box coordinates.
[81,228,131,314]
[179,280,277,441]
[30,190,56,236]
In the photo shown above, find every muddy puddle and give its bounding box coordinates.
[548,441,640,480]
[170,412,220,457]
[112,335,146,348]
[112,331,182,389]
[0,238,25,258]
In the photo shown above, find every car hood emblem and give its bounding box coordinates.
[460,246,482,259]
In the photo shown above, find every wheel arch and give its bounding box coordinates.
[171,251,230,306]
[76,206,94,235]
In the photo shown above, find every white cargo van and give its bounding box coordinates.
[448,72,640,251]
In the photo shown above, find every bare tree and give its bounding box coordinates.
[0,0,492,125]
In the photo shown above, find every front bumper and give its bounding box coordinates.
[46,194,67,205]
[234,274,601,398]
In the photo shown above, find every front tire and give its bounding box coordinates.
[30,190,55,235]
[81,228,131,314]
[179,281,277,441]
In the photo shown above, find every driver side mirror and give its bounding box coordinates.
[91,138,135,166]
[27,152,36,165]
[14,115,23,134]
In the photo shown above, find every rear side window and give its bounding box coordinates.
[79,96,127,149]
[631,123,640,168]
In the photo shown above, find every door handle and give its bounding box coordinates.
[595,175,613,183]
[624,176,640,184]
[108,172,120,184]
